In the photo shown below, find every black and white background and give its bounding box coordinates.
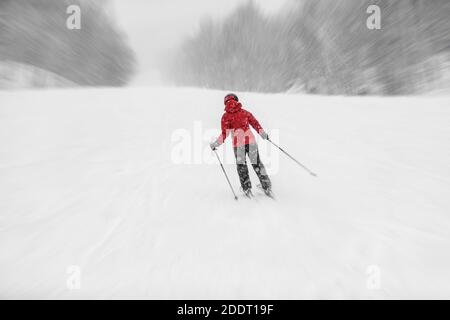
[1,0,450,300]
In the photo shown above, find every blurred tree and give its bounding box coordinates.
[169,0,449,95]
[0,0,135,87]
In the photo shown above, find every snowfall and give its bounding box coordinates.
[1,87,450,299]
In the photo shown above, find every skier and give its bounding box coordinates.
[210,93,272,197]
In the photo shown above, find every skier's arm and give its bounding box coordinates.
[212,115,231,149]
[248,112,268,139]
[217,115,230,144]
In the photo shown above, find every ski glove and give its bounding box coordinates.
[210,141,220,151]
[260,131,269,140]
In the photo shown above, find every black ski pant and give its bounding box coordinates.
[233,143,271,191]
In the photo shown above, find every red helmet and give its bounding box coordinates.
[224,93,239,105]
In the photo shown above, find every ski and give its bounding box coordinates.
[243,189,255,199]
[241,189,259,201]
[256,184,276,200]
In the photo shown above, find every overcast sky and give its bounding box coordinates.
[111,0,291,85]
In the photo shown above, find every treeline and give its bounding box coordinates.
[169,0,450,95]
[0,0,135,87]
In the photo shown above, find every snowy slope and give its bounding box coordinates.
[1,87,450,299]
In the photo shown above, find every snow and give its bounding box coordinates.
[1,87,450,299]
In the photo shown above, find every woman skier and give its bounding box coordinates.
[210,93,272,197]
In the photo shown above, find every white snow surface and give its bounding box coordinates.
[1,87,450,299]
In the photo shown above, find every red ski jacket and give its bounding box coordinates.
[216,99,265,147]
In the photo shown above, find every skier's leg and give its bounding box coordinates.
[234,146,251,191]
[248,144,272,190]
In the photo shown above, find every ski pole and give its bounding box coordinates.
[213,150,239,200]
[268,139,318,177]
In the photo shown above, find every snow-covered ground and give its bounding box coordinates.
[1,87,450,299]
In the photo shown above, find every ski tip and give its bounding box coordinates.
[265,192,276,199]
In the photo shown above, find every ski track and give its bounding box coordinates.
[0,87,450,299]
